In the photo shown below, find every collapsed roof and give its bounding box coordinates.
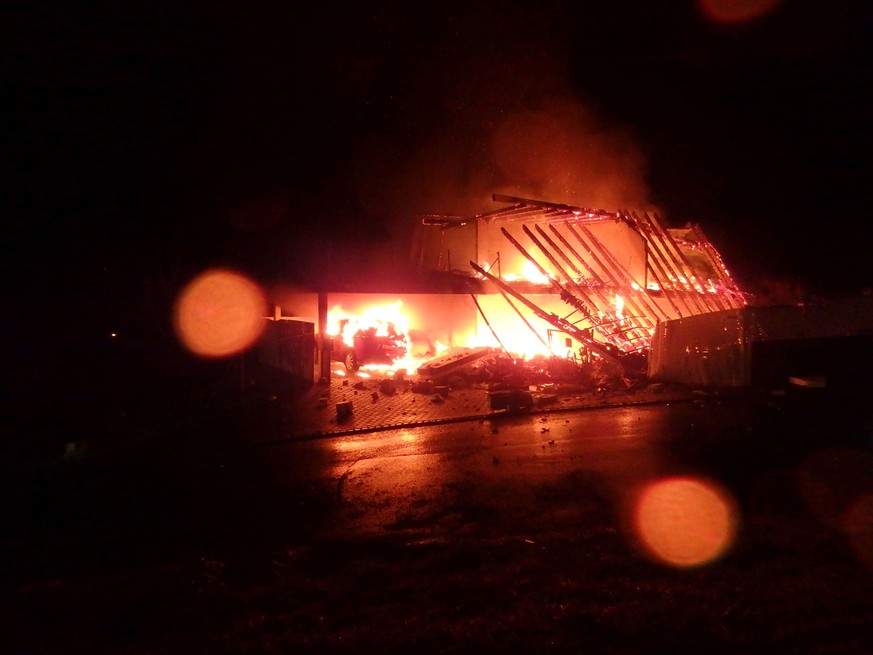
[415,194,747,367]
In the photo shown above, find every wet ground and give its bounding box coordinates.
[249,364,699,441]
[2,386,873,653]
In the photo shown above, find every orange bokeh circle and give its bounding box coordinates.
[697,0,783,24]
[843,494,873,572]
[173,269,267,358]
[634,476,739,568]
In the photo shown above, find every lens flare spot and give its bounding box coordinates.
[634,476,739,568]
[797,448,873,530]
[173,269,267,358]
[697,0,784,24]
[843,494,873,571]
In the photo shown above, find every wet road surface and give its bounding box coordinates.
[257,391,872,542]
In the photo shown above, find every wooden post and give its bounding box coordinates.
[318,291,330,383]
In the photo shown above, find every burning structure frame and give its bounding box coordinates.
[417,194,747,375]
[266,194,873,392]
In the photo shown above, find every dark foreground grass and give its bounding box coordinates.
[3,394,872,654]
[5,471,872,654]
[188,469,871,655]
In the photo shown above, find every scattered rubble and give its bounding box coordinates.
[336,401,353,422]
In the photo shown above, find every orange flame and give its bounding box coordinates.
[327,301,410,347]
[326,301,422,373]
[615,294,625,320]
[490,259,554,284]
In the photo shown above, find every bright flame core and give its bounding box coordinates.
[502,260,552,285]
[323,293,602,370]
[327,301,410,348]
[327,301,415,371]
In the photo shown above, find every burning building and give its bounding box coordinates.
[264,194,754,388]
[408,194,747,378]
[262,193,873,395]
[415,195,873,389]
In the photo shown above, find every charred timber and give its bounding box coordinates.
[520,225,596,318]
[507,227,629,350]
[528,225,650,347]
[491,194,622,223]
[534,225,652,343]
[469,261,640,376]
[647,213,727,312]
[545,224,654,325]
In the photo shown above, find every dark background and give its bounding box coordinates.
[4,7,872,652]
[5,0,872,349]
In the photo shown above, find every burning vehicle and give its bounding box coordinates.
[329,317,408,372]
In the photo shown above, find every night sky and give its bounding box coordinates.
[5,0,872,347]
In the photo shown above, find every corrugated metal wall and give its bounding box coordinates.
[648,309,750,387]
[648,298,873,387]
